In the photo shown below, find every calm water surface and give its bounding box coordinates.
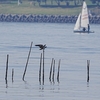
[0,22,100,100]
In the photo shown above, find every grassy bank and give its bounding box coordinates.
[0,1,99,15]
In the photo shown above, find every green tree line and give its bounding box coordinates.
[0,0,100,6]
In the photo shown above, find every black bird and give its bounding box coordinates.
[35,44,47,50]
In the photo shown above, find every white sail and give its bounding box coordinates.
[73,1,94,33]
[81,1,89,28]
[74,13,81,31]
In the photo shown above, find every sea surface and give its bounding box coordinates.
[0,22,100,100]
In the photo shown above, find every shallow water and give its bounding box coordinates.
[0,22,100,100]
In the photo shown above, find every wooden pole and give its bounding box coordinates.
[12,68,14,83]
[57,59,61,83]
[52,59,55,83]
[49,58,54,82]
[42,49,44,85]
[5,54,9,88]
[5,54,9,81]
[39,53,42,85]
[5,79,8,88]
[22,42,33,81]
[87,60,90,82]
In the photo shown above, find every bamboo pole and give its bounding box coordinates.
[49,58,54,82]
[42,49,44,85]
[12,68,14,83]
[87,60,90,82]
[5,54,9,81]
[39,53,42,85]
[22,42,33,81]
[5,79,8,88]
[57,59,61,83]
[5,54,9,88]
[52,59,55,83]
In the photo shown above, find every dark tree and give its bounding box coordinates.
[90,0,100,5]
[37,0,41,5]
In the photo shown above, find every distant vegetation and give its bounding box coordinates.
[0,0,100,6]
[0,0,100,15]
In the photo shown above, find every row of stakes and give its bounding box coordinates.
[5,42,90,88]
[5,42,61,87]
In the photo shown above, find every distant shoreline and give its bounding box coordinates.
[0,14,100,24]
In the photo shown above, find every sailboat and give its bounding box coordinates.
[74,1,94,33]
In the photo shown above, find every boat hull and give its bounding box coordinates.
[73,30,94,33]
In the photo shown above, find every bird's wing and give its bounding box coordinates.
[35,44,43,47]
[44,44,47,48]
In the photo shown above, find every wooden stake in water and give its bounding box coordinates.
[87,60,90,82]
[49,58,54,82]
[22,42,33,81]
[12,68,14,83]
[39,53,42,85]
[5,79,8,88]
[57,59,61,83]
[42,49,44,85]
[5,54,9,81]
[35,44,47,85]
[52,59,55,83]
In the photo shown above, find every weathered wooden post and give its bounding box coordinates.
[42,48,44,85]
[57,59,61,83]
[12,68,14,83]
[52,59,55,83]
[87,60,90,82]
[39,53,42,85]
[5,54,9,88]
[5,54,9,81]
[22,42,33,81]
[49,58,54,82]
[5,79,8,88]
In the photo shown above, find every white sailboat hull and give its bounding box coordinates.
[74,30,94,33]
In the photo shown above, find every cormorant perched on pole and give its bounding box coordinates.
[35,44,47,85]
[35,44,47,50]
